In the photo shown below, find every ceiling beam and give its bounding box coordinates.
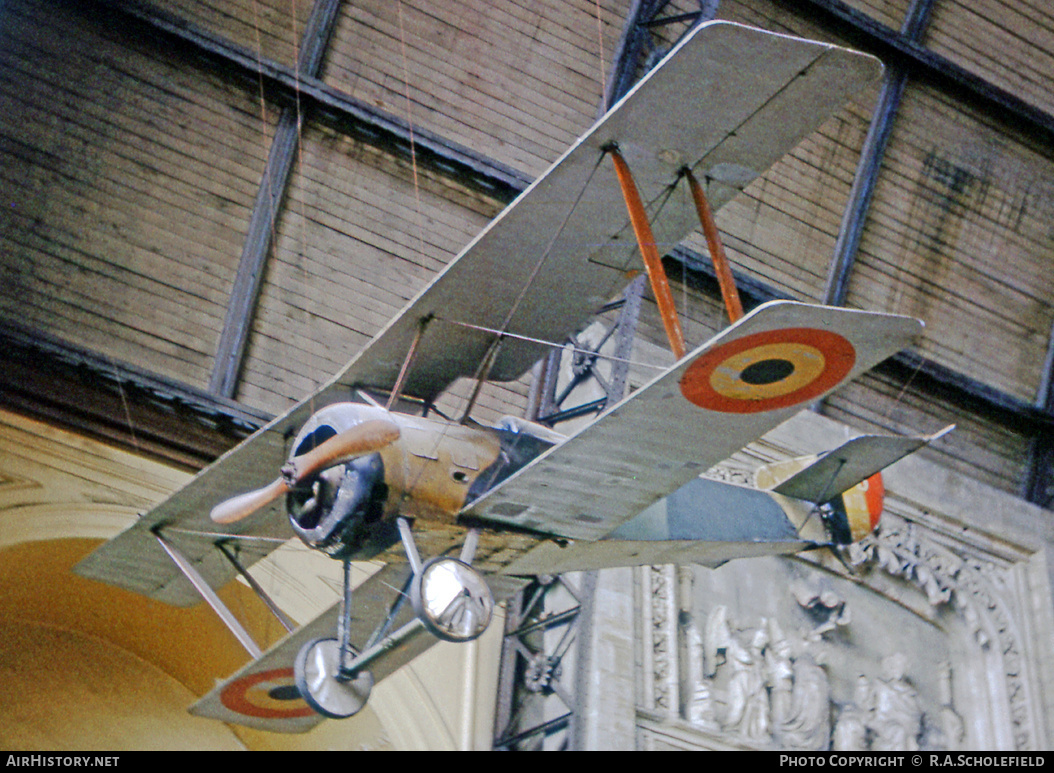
[822,0,936,307]
[36,0,1054,495]
[670,245,1054,438]
[89,0,531,201]
[0,322,269,471]
[209,0,343,399]
[780,0,1054,146]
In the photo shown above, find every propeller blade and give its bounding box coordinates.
[210,478,290,524]
[282,419,400,483]
[209,419,401,524]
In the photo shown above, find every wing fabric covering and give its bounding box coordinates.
[333,22,883,401]
[501,477,814,576]
[467,301,922,545]
[189,564,528,732]
[73,21,882,606]
[189,563,414,733]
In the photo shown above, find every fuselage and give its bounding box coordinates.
[284,403,559,559]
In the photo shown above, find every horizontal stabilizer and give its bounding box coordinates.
[502,477,816,575]
[502,536,812,576]
[759,425,955,503]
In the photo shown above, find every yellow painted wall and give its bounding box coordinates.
[0,620,245,750]
[0,409,501,750]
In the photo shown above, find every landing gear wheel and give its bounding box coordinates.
[410,557,494,642]
[294,637,374,719]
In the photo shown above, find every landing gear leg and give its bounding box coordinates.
[294,559,374,718]
[398,518,495,643]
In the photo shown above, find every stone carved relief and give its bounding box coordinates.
[647,565,676,716]
[689,602,835,748]
[641,508,1039,751]
[848,517,1037,750]
[834,653,924,751]
[668,580,954,751]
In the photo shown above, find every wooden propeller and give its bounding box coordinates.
[209,418,401,524]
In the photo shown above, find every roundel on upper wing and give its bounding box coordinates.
[679,327,856,413]
[220,667,315,720]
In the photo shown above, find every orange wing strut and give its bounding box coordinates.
[608,147,687,360]
[684,169,744,324]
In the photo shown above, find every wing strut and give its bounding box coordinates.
[684,169,744,324]
[607,146,687,360]
[386,316,431,410]
[154,532,263,658]
[217,542,296,633]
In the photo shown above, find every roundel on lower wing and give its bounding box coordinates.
[220,667,316,720]
[679,327,857,413]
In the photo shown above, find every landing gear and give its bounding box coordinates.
[294,637,374,719]
[401,519,494,643]
[295,559,374,718]
[411,556,493,642]
[293,518,495,718]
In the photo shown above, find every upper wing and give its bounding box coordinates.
[331,21,882,402]
[75,21,881,605]
[465,300,922,543]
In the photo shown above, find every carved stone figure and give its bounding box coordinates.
[683,617,717,727]
[833,676,871,751]
[869,653,923,751]
[703,605,731,678]
[791,582,851,640]
[780,650,831,750]
[925,662,964,751]
[765,620,794,731]
[724,626,771,741]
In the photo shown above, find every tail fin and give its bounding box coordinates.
[756,425,954,543]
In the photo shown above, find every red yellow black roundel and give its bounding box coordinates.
[220,668,315,720]
[680,327,856,413]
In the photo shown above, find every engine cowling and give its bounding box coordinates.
[284,404,398,560]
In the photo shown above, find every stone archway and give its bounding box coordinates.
[0,408,502,750]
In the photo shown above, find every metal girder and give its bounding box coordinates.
[534,277,645,427]
[809,0,1054,507]
[1024,438,1054,510]
[671,243,1054,438]
[782,0,1054,146]
[605,0,719,110]
[822,0,936,308]
[493,576,583,750]
[1026,333,1054,508]
[88,0,530,202]
[55,0,1052,479]
[210,0,343,399]
[497,278,645,750]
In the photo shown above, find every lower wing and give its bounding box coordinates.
[465,300,923,542]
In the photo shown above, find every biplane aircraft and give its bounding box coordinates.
[75,21,951,732]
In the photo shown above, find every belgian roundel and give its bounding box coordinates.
[220,668,316,720]
[680,327,856,413]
